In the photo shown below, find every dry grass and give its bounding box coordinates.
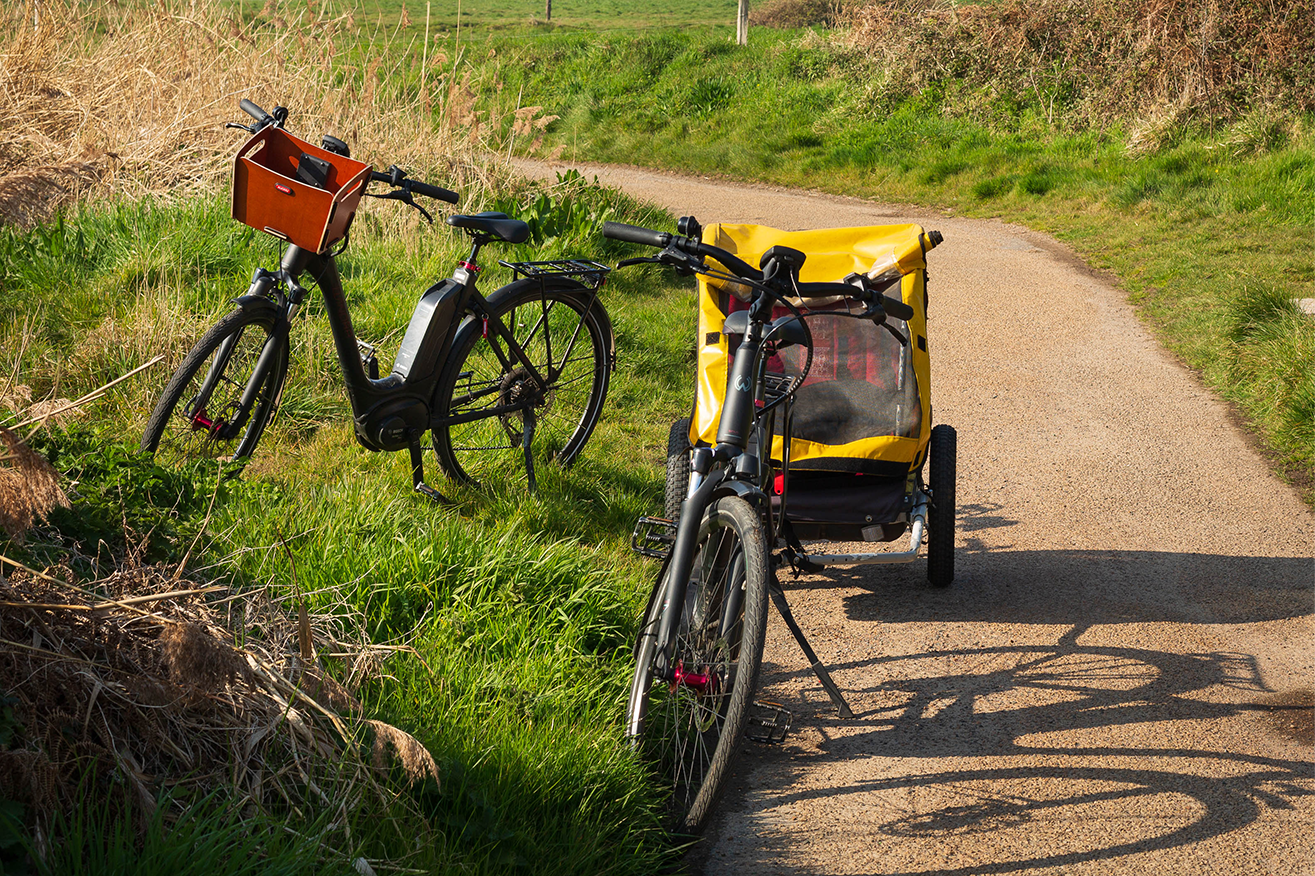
[752,0,848,29]
[0,0,511,228]
[0,552,439,841]
[0,427,70,541]
[842,0,1315,128]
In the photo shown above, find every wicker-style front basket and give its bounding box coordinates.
[231,126,372,253]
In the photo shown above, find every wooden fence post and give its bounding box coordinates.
[736,0,748,45]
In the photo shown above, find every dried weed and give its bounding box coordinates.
[0,557,439,837]
[842,0,1314,126]
[0,0,511,228]
[0,427,70,541]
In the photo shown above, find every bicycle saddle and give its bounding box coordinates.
[446,212,531,244]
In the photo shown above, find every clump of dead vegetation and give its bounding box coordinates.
[0,557,438,855]
[752,0,848,29]
[841,0,1314,127]
[0,0,510,228]
[0,427,69,542]
[1,397,435,869]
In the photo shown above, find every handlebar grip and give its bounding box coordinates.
[602,221,671,248]
[882,295,916,321]
[409,179,460,205]
[240,99,274,126]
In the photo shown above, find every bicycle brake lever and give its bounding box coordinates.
[615,256,664,269]
[412,197,434,224]
[881,321,909,346]
[659,246,702,277]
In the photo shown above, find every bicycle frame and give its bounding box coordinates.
[649,292,780,679]
[227,233,605,495]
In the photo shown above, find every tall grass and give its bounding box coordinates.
[2,2,691,873]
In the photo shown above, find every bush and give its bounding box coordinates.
[841,0,1315,126]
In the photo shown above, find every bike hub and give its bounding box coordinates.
[672,662,718,695]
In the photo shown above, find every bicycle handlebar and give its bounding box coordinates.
[602,221,761,281]
[370,169,460,205]
[601,221,671,249]
[240,98,276,128]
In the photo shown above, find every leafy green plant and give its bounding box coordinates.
[18,427,217,566]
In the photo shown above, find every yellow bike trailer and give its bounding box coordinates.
[674,220,955,580]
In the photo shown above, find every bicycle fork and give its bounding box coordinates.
[187,317,289,441]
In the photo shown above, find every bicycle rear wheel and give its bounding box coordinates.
[141,305,288,466]
[431,278,612,486]
[626,495,769,833]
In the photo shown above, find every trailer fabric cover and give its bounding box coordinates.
[691,222,934,476]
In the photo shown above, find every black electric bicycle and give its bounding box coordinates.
[141,100,613,495]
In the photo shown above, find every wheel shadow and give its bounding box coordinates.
[691,549,1314,875]
[698,625,1313,874]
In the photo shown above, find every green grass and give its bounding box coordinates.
[425,26,1314,496]
[227,0,746,32]
[1,177,692,873]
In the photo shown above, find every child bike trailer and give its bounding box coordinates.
[672,221,957,587]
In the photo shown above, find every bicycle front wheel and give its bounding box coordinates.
[626,495,770,833]
[431,278,612,486]
[141,305,288,466]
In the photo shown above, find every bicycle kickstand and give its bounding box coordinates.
[769,571,854,718]
[521,410,538,494]
[408,437,452,505]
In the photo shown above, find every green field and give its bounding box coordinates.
[231,0,745,31]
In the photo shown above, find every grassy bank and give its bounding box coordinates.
[1,181,690,875]
[2,2,695,872]
[424,16,1313,495]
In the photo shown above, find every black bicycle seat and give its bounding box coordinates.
[446,212,531,244]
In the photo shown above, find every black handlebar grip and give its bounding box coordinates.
[240,99,273,125]
[602,221,671,248]
[882,295,916,321]
[409,179,460,205]
[370,171,393,183]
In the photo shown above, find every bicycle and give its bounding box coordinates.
[141,100,614,495]
[607,215,951,832]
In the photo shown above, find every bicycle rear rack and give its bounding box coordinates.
[499,259,611,285]
[631,516,676,559]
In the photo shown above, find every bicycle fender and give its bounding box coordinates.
[229,294,282,317]
[710,478,769,510]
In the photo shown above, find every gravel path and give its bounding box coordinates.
[519,161,1315,875]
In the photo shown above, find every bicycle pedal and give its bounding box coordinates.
[745,699,792,745]
[631,516,676,559]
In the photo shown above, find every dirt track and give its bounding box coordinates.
[519,161,1315,875]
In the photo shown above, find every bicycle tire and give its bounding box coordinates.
[431,277,612,486]
[926,423,957,588]
[626,494,769,833]
[663,417,692,521]
[141,305,288,466]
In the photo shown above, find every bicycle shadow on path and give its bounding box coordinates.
[691,545,1314,875]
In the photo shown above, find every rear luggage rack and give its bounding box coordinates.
[499,259,611,284]
[631,516,677,559]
